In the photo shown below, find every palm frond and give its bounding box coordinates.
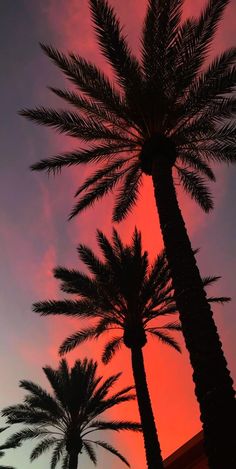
[19,380,62,417]
[144,303,177,323]
[89,0,142,91]
[142,0,159,80]
[202,275,221,287]
[176,166,213,212]
[50,440,65,469]
[166,17,198,103]
[102,337,123,364]
[179,149,216,180]
[1,405,53,426]
[195,0,230,51]
[207,296,231,304]
[71,53,137,127]
[0,429,47,449]
[161,321,182,331]
[147,328,181,352]
[49,86,128,131]
[183,48,236,117]
[69,165,129,219]
[33,299,95,318]
[60,453,69,469]
[77,244,106,278]
[96,230,119,266]
[215,121,236,144]
[42,366,68,410]
[87,374,123,415]
[197,125,236,165]
[41,44,129,121]
[59,328,98,355]
[140,251,169,306]
[109,385,136,401]
[113,162,142,222]
[198,141,236,164]
[112,228,124,254]
[30,143,133,174]
[174,112,216,144]
[85,420,141,433]
[173,0,230,97]
[20,107,126,142]
[142,0,184,83]
[90,393,136,419]
[74,156,131,197]
[208,96,236,121]
[53,267,95,296]
[83,441,97,465]
[30,437,57,461]
[90,439,130,466]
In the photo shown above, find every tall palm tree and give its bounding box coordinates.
[0,428,15,469]
[33,228,229,469]
[20,0,236,466]
[1,359,141,469]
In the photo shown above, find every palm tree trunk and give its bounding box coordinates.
[152,160,236,469]
[68,451,79,469]
[131,345,163,469]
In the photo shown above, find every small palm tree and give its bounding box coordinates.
[1,359,141,469]
[33,228,229,469]
[20,1,236,466]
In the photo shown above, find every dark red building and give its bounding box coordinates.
[164,432,209,469]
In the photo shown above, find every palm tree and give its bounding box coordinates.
[33,228,229,469]
[1,359,141,469]
[20,0,236,466]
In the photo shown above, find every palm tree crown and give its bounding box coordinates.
[20,0,235,220]
[33,228,181,357]
[1,359,141,468]
[33,228,228,359]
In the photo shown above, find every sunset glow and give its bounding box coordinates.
[0,1,236,468]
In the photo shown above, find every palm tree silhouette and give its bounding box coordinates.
[1,359,141,469]
[33,228,230,468]
[0,428,15,469]
[20,1,236,466]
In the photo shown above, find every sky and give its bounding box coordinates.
[0,0,235,468]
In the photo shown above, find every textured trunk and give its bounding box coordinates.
[68,451,79,469]
[152,160,236,469]
[131,346,163,469]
